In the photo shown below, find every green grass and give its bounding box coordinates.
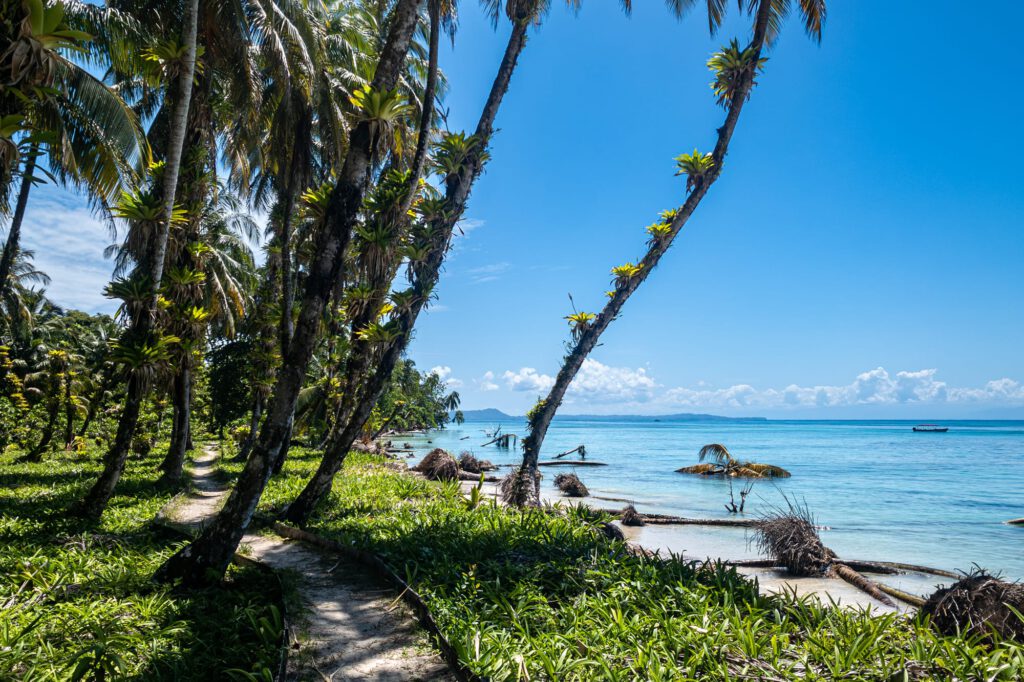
[241,446,1024,681]
[0,443,282,681]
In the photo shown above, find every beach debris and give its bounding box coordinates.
[499,466,540,507]
[1006,518,1024,526]
[600,522,625,542]
[458,452,495,474]
[553,444,587,460]
[620,505,646,527]
[537,460,606,467]
[725,479,754,514]
[755,505,894,607]
[553,472,589,497]
[481,433,517,448]
[676,443,791,478]
[922,571,1024,642]
[412,448,460,481]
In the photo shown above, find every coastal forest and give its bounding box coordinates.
[2,0,1023,679]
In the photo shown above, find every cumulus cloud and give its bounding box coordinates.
[429,365,463,389]
[477,371,500,392]
[16,189,116,313]
[488,362,1024,412]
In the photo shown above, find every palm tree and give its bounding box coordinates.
[281,0,634,526]
[0,0,145,302]
[677,443,791,478]
[514,0,825,503]
[154,0,430,587]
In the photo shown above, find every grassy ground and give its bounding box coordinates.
[233,444,1024,681]
[0,443,282,681]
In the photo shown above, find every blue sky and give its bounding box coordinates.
[16,1,1024,418]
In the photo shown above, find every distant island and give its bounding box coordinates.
[458,409,765,422]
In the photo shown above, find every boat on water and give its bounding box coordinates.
[913,424,949,432]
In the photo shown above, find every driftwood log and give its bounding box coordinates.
[537,460,606,467]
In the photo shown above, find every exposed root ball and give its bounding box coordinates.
[600,522,625,542]
[412,448,459,481]
[499,467,540,507]
[755,512,835,576]
[922,571,1024,642]
[620,505,645,527]
[553,472,589,497]
[458,452,494,474]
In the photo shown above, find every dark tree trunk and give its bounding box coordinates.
[62,371,74,448]
[20,398,58,462]
[153,0,426,587]
[160,367,190,484]
[235,394,262,461]
[0,145,37,300]
[284,18,530,526]
[73,0,200,519]
[518,0,774,502]
[73,373,146,518]
[77,368,116,438]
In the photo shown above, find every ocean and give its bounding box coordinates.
[399,418,1024,583]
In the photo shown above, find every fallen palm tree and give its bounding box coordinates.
[620,505,645,527]
[553,472,589,498]
[754,507,895,607]
[411,448,459,482]
[499,467,540,508]
[677,444,790,478]
[458,452,495,474]
[921,571,1024,642]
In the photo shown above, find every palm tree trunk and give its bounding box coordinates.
[20,398,58,462]
[73,373,145,517]
[62,371,74,448]
[0,145,37,300]
[235,393,262,461]
[160,367,190,484]
[153,0,426,586]
[518,0,774,502]
[403,0,440,210]
[283,18,530,527]
[78,368,115,438]
[74,0,200,520]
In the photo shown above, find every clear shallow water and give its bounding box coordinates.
[400,418,1024,580]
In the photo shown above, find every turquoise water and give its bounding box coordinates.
[401,418,1024,580]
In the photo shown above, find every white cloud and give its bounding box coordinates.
[16,190,116,313]
[466,261,510,283]
[430,365,463,389]
[477,371,500,392]
[503,367,554,393]
[485,362,1024,413]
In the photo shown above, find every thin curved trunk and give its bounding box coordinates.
[519,0,774,502]
[74,0,200,519]
[160,367,190,484]
[21,396,58,462]
[77,369,113,438]
[154,0,426,586]
[403,0,440,211]
[0,145,37,300]
[235,394,262,461]
[62,370,74,448]
[284,18,530,526]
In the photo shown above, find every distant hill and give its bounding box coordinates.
[458,408,519,422]
[457,409,764,422]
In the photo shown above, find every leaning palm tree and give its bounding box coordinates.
[515,0,825,504]
[677,443,790,478]
[281,0,635,526]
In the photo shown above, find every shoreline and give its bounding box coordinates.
[454,475,947,613]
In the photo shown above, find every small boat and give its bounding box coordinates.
[912,424,948,432]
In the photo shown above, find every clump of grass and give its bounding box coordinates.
[412,448,459,481]
[620,504,645,526]
[553,472,588,497]
[922,570,1024,643]
[458,452,494,474]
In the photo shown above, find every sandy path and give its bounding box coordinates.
[160,444,456,682]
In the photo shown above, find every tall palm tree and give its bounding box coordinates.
[514,0,825,503]
[282,0,632,525]
[154,0,430,587]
